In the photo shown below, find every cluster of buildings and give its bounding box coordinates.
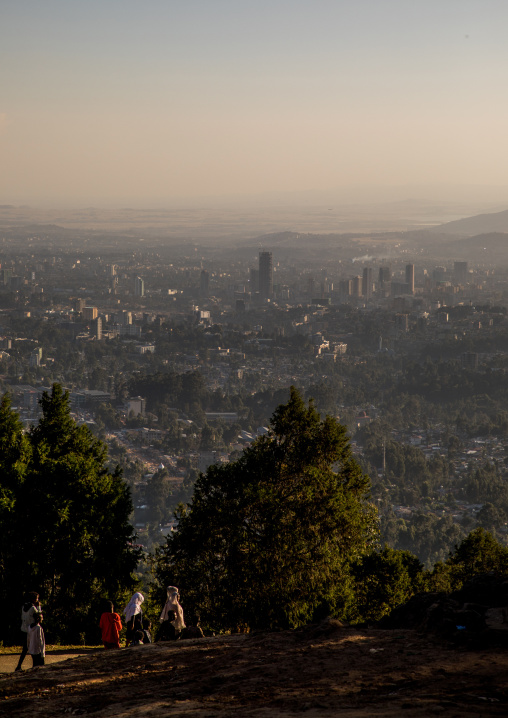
[1,236,508,541]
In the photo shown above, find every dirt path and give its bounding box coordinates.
[0,649,97,674]
[1,627,508,716]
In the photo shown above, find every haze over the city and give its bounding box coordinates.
[2,0,508,208]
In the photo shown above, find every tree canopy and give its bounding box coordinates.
[446,526,508,588]
[0,384,139,643]
[155,387,378,631]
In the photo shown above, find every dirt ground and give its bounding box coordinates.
[0,649,96,675]
[0,625,507,717]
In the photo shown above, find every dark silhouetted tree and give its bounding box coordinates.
[155,387,377,631]
[1,384,139,643]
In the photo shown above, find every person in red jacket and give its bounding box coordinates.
[99,601,122,649]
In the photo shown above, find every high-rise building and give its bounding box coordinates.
[259,251,273,300]
[82,306,98,321]
[0,269,13,286]
[339,279,352,298]
[405,264,415,294]
[454,261,468,284]
[249,268,259,293]
[362,267,373,299]
[134,276,145,297]
[378,266,391,289]
[433,266,446,284]
[29,347,42,368]
[352,276,363,298]
[115,310,132,326]
[74,298,85,313]
[200,269,209,297]
[93,317,102,340]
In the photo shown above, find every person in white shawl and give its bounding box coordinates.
[160,586,185,631]
[123,592,144,645]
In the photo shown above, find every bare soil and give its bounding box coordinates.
[1,624,507,717]
[0,649,95,675]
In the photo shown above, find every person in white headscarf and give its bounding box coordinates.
[160,586,185,632]
[123,592,144,646]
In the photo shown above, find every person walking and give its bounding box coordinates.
[15,591,42,672]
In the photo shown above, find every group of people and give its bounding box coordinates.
[15,586,188,670]
[100,586,186,649]
[101,594,145,649]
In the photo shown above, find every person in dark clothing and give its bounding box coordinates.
[15,591,42,672]
[157,610,179,641]
[142,618,152,644]
[129,630,145,647]
[180,613,205,640]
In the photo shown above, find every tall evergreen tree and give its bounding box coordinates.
[1,384,139,642]
[0,394,31,628]
[0,393,30,513]
[155,387,378,631]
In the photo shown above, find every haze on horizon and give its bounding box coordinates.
[2,0,508,208]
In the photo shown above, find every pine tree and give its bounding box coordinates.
[0,394,32,628]
[155,387,378,631]
[1,384,139,642]
[0,393,30,515]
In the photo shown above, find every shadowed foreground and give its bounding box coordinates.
[1,625,507,717]
[0,649,95,675]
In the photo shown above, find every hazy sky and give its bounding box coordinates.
[1,0,508,206]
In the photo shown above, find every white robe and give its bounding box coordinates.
[27,624,45,656]
[123,592,144,622]
[160,586,185,631]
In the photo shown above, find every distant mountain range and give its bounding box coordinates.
[422,209,508,261]
[2,205,508,264]
[433,208,508,236]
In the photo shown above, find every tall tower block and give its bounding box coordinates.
[362,267,373,299]
[200,269,209,297]
[259,251,273,300]
[454,261,468,284]
[405,264,415,294]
